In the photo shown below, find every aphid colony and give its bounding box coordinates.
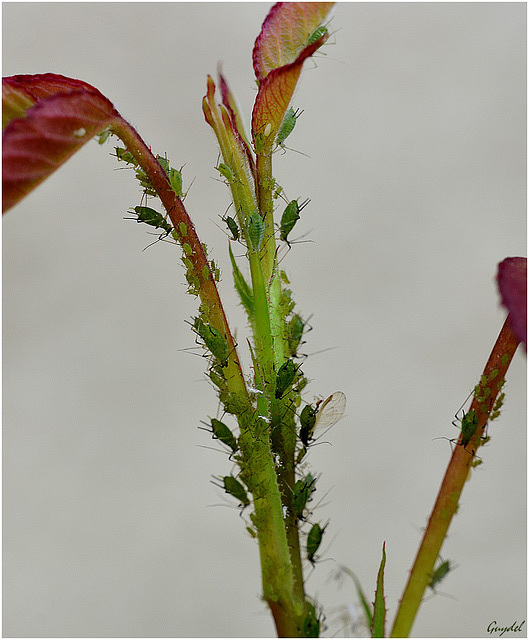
[205,386,346,568]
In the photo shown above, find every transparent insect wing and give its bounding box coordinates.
[314,391,346,431]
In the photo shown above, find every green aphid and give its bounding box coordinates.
[217,163,235,183]
[225,215,239,241]
[169,167,183,197]
[307,25,328,45]
[194,318,229,367]
[306,522,327,565]
[292,474,316,520]
[276,107,302,150]
[128,206,173,239]
[275,358,297,399]
[97,128,111,145]
[428,559,455,594]
[115,147,138,165]
[210,418,238,452]
[223,475,250,507]
[287,313,306,356]
[490,392,505,421]
[280,199,310,245]
[302,602,320,638]
[458,408,479,449]
[208,364,226,390]
[156,154,170,174]
[299,404,318,447]
[248,211,265,251]
[253,132,265,154]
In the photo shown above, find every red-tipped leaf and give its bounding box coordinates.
[3,74,120,212]
[253,2,334,82]
[251,2,333,152]
[497,257,527,347]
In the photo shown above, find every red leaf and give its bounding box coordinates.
[497,257,527,347]
[253,2,334,83]
[3,74,119,212]
[251,3,334,152]
[251,38,325,152]
[3,73,107,129]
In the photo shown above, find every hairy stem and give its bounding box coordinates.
[390,314,520,637]
[110,118,251,411]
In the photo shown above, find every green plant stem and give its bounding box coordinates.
[390,314,520,638]
[255,152,287,368]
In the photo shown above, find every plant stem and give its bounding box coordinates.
[390,314,520,637]
[110,118,251,412]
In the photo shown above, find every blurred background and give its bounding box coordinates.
[3,3,526,637]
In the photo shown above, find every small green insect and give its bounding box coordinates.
[307,25,328,45]
[292,474,317,520]
[223,475,250,507]
[300,392,347,447]
[216,163,235,183]
[248,211,265,251]
[306,522,327,565]
[169,167,183,197]
[276,107,303,151]
[193,318,229,367]
[224,215,239,241]
[210,418,238,452]
[302,601,321,637]
[437,403,480,455]
[490,392,505,421]
[127,206,173,242]
[287,313,306,356]
[453,408,479,450]
[115,147,138,165]
[280,199,310,245]
[299,404,318,447]
[275,359,298,398]
[424,558,457,601]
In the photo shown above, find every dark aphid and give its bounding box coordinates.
[275,358,297,398]
[210,418,238,452]
[299,404,318,447]
[280,199,310,245]
[225,215,239,241]
[306,522,327,565]
[276,107,302,150]
[453,408,479,450]
[127,206,173,242]
[307,25,328,45]
[223,475,250,507]
[193,318,229,367]
[248,210,265,251]
[292,474,316,520]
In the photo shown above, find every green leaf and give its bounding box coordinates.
[371,542,387,638]
[229,244,254,319]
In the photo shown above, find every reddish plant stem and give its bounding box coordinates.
[111,117,249,403]
[390,314,520,638]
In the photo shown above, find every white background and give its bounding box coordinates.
[3,3,526,637]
